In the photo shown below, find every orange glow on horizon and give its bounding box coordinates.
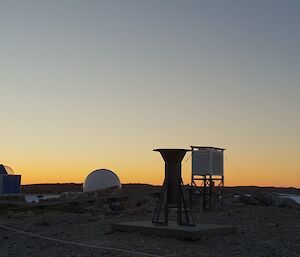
[3,142,300,188]
[14,160,300,189]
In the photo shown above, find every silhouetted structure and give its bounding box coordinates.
[0,164,21,194]
[112,147,236,238]
[152,149,194,226]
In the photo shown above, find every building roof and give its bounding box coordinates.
[190,146,225,151]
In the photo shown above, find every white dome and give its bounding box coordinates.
[83,169,121,192]
[0,165,14,175]
[4,166,14,175]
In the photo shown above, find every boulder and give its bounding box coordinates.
[7,210,35,219]
[252,191,283,207]
[123,193,153,209]
[130,205,152,216]
[239,195,261,205]
[101,204,113,215]
[109,200,123,211]
[278,197,300,209]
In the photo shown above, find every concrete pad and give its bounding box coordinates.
[112,221,236,239]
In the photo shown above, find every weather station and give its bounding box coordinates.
[112,147,235,239]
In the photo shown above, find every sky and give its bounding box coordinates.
[0,0,299,187]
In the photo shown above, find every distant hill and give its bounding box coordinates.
[21,183,299,195]
[21,183,83,194]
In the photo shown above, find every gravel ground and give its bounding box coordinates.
[0,190,299,257]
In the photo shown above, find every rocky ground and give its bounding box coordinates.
[0,185,299,257]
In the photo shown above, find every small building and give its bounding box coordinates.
[0,164,21,194]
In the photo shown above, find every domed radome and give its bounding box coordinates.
[83,169,121,192]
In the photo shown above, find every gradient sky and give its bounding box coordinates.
[0,0,299,187]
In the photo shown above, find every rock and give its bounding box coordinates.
[239,195,261,205]
[123,193,152,209]
[222,193,235,207]
[83,206,102,215]
[0,195,25,202]
[109,200,123,211]
[8,210,35,219]
[60,191,83,200]
[34,220,50,227]
[279,197,300,209]
[252,192,283,207]
[130,205,152,216]
[101,204,113,215]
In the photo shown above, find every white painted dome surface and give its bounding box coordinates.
[4,166,14,175]
[83,169,121,192]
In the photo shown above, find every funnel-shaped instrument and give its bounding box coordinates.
[153,148,194,226]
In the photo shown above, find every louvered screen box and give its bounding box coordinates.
[192,147,224,176]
